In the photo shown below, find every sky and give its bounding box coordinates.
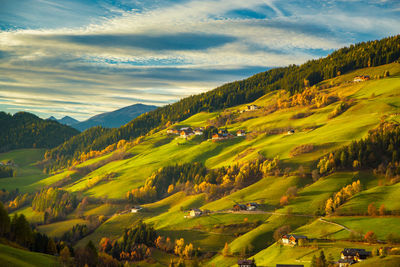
[0,0,399,121]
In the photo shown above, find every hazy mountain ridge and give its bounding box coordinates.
[72,103,157,131]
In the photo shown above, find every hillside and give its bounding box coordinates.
[0,112,79,153]
[1,36,400,266]
[44,35,400,171]
[72,103,157,131]
[0,244,59,267]
[3,60,398,266]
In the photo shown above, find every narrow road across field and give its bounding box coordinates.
[318,217,351,231]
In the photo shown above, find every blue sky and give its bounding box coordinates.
[0,0,399,120]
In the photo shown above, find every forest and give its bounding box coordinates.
[317,123,400,179]
[44,35,400,171]
[0,111,79,153]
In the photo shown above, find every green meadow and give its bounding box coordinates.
[0,63,400,266]
[0,244,59,267]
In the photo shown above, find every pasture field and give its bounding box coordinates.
[0,244,59,267]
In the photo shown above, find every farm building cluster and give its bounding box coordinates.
[277,233,373,267]
[167,127,204,138]
[338,248,371,267]
[232,203,259,211]
[353,75,370,82]
[167,126,247,141]
[184,208,211,218]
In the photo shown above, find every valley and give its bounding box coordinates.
[1,60,400,266]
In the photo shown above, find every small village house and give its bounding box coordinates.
[212,133,226,141]
[237,130,246,136]
[166,129,174,134]
[189,208,202,217]
[340,248,371,262]
[237,259,256,267]
[194,128,203,135]
[281,234,307,246]
[180,127,192,131]
[233,204,247,211]
[131,206,143,213]
[247,105,259,111]
[180,130,194,138]
[287,129,295,135]
[246,203,258,211]
[353,75,370,82]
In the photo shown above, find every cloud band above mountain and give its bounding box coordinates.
[0,0,399,120]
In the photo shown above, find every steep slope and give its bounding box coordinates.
[72,103,157,131]
[0,244,59,267]
[0,112,79,153]
[45,35,400,170]
[8,63,400,267]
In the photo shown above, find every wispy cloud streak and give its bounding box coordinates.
[0,0,399,120]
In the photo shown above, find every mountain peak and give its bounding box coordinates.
[72,103,157,131]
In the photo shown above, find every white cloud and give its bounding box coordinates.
[0,0,399,119]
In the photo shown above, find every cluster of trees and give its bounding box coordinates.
[44,35,400,171]
[99,221,157,262]
[173,238,197,260]
[61,224,89,243]
[32,188,78,220]
[0,202,59,256]
[74,240,120,267]
[194,157,279,200]
[325,180,361,215]
[127,162,207,203]
[310,250,334,267]
[317,124,400,175]
[328,101,351,119]
[277,87,340,110]
[0,188,20,203]
[127,158,279,203]
[0,111,78,153]
[0,165,16,178]
[279,186,299,206]
[7,192,31,211]
[367,203,387,216]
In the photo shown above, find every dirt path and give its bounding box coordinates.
[318,217,351,231]
[215,210,315,218]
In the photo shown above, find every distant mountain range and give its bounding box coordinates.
[48,116,79,126]
[48,103,157,132]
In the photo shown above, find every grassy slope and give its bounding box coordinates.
[337,182,400,215]
[0,149,47,193]
[31,64,400,201]
[0,244,59,267]
[37,218,89,238]
[2,63,400,266]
